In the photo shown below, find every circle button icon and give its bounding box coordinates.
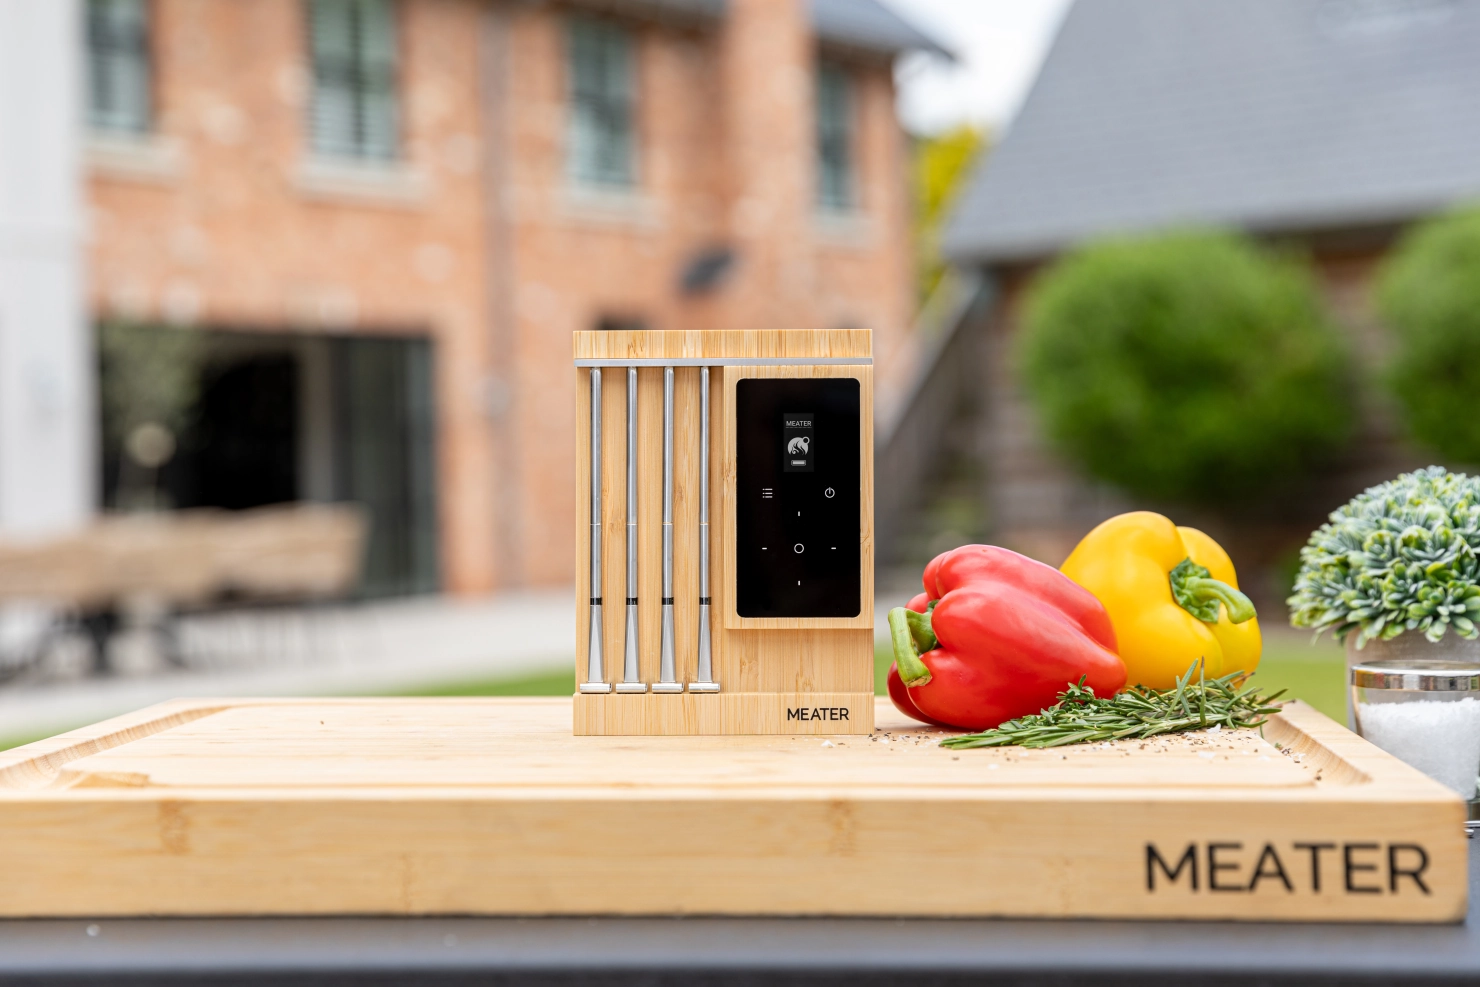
[793,543,805,554]
[824,487,836,499]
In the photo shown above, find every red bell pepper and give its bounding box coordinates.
[888,545,1126,730]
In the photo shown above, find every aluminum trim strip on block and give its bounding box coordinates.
[574,357,872,368]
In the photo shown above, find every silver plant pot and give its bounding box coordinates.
[1345,631,1480,728]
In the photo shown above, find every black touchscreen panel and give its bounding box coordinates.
[736,378,860,618]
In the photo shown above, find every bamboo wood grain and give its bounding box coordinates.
[638,366,664,684]
[573,691,874,736]
[574,369,592,684]
[574,366,642,690]
[672,366,702,685]
[0,699,1464,921]
[574,329,871,362]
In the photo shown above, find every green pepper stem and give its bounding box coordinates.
[1169,558,1257,625]
[1182,577,1256,624]
[888,607,933,687]
[905,607,938,653]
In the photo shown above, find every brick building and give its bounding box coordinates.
[78,0,943,594]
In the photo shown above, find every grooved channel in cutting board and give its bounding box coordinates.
[3,698,1341,792]
[0,703,227,791]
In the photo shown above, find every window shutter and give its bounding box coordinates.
[309,0,399,161]
[816,63,854,210]
[356,0,398,160]
[566,18,636,188]
[87,0,151,133]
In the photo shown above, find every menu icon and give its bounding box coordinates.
[783,412,814,473]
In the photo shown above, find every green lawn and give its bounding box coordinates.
[0,631,1347,752]
[1245,631,1346,722]
[393,667,577,698]
[376,634,1349,724]
[0,729,58,753]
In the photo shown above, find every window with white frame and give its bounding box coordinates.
[566,18,637,188]
[816,62,855,211]
[87,0,152,133]
[308,0,399,161]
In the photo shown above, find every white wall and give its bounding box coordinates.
[0,0,93,536]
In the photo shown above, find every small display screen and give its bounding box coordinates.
[782,412,814,472]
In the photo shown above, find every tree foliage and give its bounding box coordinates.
[913,124,987,302]
[1378,205,1480,466]
[1016,230,1354,504]
[98,321,203,444]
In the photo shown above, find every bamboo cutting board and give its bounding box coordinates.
[0,698,1464,921]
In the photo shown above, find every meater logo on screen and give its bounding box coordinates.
[783,411,814,473]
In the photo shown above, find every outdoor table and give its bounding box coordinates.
[0,844,1473,986]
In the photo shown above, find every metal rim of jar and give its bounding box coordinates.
[1351,659,1480,692]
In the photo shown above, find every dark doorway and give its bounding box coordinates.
[333,336,439,597]
[173,355,298,510]
[98,326,440,598]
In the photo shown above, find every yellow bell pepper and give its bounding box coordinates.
[1060,511,1261,689]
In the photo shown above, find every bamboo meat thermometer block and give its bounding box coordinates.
[573,330,875,735]
[0,698,1464,921]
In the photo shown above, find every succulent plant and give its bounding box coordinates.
[1289,467,1480,647]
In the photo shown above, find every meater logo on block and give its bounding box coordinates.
[787,706,850,721]
[1145,841,1431,895]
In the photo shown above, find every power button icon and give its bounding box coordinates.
[824,487,836,499]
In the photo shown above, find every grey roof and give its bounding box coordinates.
[943,0,1480,265]
[582,0,725,24]
[809,0,953,60]
[585,0,949,58]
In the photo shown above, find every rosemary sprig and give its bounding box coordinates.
[939,660,1286,750]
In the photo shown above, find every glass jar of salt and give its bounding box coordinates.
[1351,659,1480,799]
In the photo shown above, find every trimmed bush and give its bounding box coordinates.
[1016,230,1354,504]
[1379,205,1480,466]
